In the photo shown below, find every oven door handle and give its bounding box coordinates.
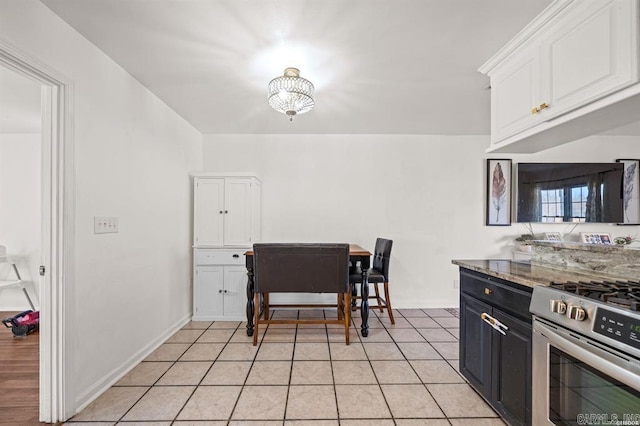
[534,319,640,389]
[481,312,508,336]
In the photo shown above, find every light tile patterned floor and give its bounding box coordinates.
[64,308,506,425]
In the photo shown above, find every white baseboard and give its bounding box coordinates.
[192,315,246,321]
[74,312,191,413]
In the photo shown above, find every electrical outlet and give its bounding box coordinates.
[453,279,459,289]
[94,216,119,234]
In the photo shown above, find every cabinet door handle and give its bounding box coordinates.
[232,254,239,258]
[480,312,508,335]
[218,289,223,293]
[225,210,228,214]
[532,103,549,115]
[219,210,223,214]
[484,288,492,295]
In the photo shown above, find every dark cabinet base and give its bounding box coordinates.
[492,308,532,425]
[459,268,533,426]
[460,293,492,400]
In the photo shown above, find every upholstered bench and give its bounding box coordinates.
[252,243,351,345]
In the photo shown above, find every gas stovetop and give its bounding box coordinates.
[530,280,640,358]
[549,279,640,312]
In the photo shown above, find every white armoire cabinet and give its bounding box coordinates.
[192,174,261,321]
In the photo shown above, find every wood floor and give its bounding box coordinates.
[0,311,41,425]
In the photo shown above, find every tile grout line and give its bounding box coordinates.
[114,326,208,424]
[419,308,501,422]
[223,310,271,423]
[355,302,402,423]
[279,309,300,422]
[170,321,241,424]
[67,307,509,425]
[378,309,450,421]
[415,308,461,421]
[367,307,464,421]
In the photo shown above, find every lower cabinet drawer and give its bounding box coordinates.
[196,249,246,265]
[460,270,532,321]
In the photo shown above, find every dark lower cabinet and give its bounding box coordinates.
[459,269,533,426]
[460,293,492,400]
[492,308,532,426]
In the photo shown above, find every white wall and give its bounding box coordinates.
[203,134,640,308]
[0,0,203,413]
[0,133,40,310]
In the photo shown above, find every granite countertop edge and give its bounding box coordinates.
[451,259,615,289]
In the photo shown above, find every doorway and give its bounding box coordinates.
[0,40,73,423]
[0,64,42,423]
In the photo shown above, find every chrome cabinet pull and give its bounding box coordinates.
[481,312,508,335]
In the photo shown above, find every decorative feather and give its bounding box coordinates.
[623,162,637,222]
[492,163,507,222]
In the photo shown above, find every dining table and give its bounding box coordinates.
[243,243,374,337]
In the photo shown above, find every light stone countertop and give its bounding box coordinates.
[451,259,620,289]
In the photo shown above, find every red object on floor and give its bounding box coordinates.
[2,310,39,337]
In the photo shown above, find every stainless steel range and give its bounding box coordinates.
[530,279,640,425]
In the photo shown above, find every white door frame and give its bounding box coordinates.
[0,40,75,422]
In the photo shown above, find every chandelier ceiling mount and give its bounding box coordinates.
[268,67,315,121]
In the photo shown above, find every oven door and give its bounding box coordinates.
[532,317,640,425]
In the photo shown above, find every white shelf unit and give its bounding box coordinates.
[0,261,36,311]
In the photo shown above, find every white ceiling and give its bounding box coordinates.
[38,0,561,135]
[0,66,41,134]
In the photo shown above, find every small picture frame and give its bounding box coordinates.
[581,232,613,245]
[616,159,640,225]
[544,232,562,241]
[486,159,512,226]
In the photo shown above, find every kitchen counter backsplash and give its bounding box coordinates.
[530,241,640,280]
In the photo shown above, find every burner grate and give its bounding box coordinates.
[550,279,640,312]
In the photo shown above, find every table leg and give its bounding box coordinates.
[360,268,369,337]
[246,267,255,336]
[349,261,358,311]
[351,283,358,311]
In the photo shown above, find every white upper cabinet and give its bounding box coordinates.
[543,0,636,118]
[222,178,252,246]
[193,175,261,247]
[491,47,543,142]
[480,0,639,152]
[195,178,225,246]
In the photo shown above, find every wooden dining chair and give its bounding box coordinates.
[350,238,394,324]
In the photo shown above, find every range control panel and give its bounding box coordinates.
[593,308,640,351]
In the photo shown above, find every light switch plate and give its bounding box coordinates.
[94,216,119,234]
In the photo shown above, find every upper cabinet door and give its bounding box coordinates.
[543,0,637,118]
[194,178,225,246]
[491,48,543,143]
[480,0,639,152]
[223,178,252,246]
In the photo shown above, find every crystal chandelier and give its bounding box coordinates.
[268,67,315,121]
